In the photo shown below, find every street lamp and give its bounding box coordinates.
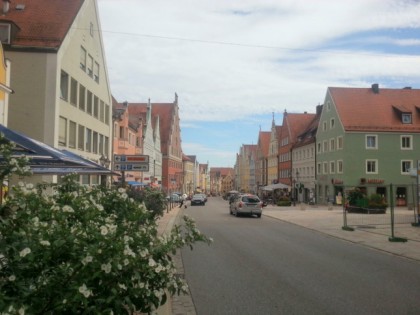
[99,154,110,168]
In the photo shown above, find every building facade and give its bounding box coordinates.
[2,0,112,185]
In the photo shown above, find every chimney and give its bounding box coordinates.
[2,0,10,15]
[371,83,379,94]
[122,101,128,107]
[316,104,323,115]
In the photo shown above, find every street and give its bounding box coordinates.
[181,197,420,315]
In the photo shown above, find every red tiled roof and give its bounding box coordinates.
[0,0,84,49]
[285,112,316,141]
[329,87,420,132]
[258,131,270,157]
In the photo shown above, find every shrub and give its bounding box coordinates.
[347,189,365,206]
[0,135,212,314]
[368,193,387,209]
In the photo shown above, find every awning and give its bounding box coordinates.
[261,183,290,191]
[0,124,114,175]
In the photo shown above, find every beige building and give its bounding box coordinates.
[1,0,112,184]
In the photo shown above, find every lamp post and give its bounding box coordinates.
[99,154,111,187]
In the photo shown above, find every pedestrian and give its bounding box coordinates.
[179,195,184,208]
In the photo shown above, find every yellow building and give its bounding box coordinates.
[0,42,12,126]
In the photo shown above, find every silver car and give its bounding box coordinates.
[230,194,262,218]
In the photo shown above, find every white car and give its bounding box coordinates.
[230,194,263,218]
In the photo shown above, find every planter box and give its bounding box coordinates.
[346,206,386,214]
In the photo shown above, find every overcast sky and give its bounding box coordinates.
[97,0,420,167]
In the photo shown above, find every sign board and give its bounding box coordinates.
[114,155,149,163]
[114,163,149,172]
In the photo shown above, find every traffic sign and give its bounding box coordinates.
[114,154,149,163]
[114,163,149,171]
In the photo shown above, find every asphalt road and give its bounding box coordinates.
[181,197,420,315]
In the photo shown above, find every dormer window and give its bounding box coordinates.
[402,113,412,124]
[0,23,11,44]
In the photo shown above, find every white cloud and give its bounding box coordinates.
[98,0,420,166]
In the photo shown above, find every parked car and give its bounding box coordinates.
[230,194,263,218]
[191,194,206,206]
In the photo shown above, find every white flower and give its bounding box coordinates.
[18,307,25,315]
[123,258,129,266]
[40,240,50,246]
[118,283,127,290]
[8,275,16,281]
[96,204,104,211]
[78,284,92,298]
[19,247,31,257]
[62,205,74,213]
[100,226,108,235]
[81,255,93,265]
[148,258,156,267]
[140,249,148,258]
[118,187,125,193]
[101,263,112,274]
[25,183,34,189]
[124,245,135,257]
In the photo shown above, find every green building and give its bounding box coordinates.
[316,84,420,206]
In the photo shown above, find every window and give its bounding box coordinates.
[330,161,335,174]
[119,126,124,139]
[87,54,93,77]
[85,128,92,152]
[59,117,67,146]
[323,140,328,152]
[0,23,11,44]
[78,125,85,150]
[317,142,322,153]
[330,118,335,129]
[60,71,69,101]
[330,138,335,151]
[323,121,327,131]
[81,175,90,185]
[70,78,78,106]
[90,22,94,37]
[337,136,343,150]
[99,134,104,155]
[87,91,93,115]
[79,84,86,111]
[402,113,412,124]
[105,104,110,125]
[401,160,412,174]
[104,136,109,155]
[366,159,378,174]
[80,46,86,71]
[323,162,328,174]
[93,131,98,154]
[366,135,377,149]
[401,135,412,150]
[94,62,99,83]
[94,96,99,118]
[100,100,105,122]
[69,121,76,148]
[337,160,343,173]
[326,101,331,111]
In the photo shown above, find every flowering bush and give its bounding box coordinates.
[0,170,211,313]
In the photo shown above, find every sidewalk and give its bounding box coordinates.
[263,204,420,261]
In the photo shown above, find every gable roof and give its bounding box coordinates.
[0,0,84,50]
[329,86,420,132]
[284,112,316,142]
[258,131,271,157]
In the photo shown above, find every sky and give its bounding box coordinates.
[97,0,420,168]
